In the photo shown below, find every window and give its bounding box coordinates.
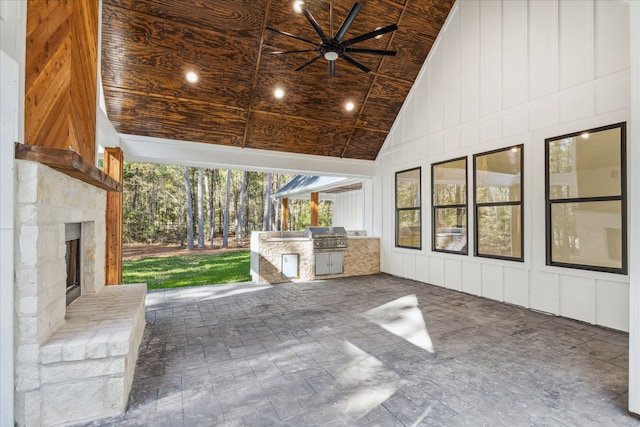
[545,123,627,274]
[432,157,467,254]
[474,145,523,261]
[396,167,421,249]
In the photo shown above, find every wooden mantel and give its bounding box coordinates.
[15,144,122,192]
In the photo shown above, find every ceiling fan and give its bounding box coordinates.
[266,1,398,77]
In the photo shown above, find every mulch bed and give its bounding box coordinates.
[123,240,249,260]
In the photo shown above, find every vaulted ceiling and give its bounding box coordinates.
[101,0,454,161]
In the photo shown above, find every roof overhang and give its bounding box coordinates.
[119,134,376,178]
[274,176,364,200]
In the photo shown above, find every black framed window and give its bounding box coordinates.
[545,123,627,274]
[396,167,421,249]
[432,157,467,254]
[473,145,524,261]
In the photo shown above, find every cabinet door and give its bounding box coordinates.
[315,253,331,275]
[329,253,344,274]
[282,254,299,278]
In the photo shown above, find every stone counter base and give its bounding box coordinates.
[251,232,380,284]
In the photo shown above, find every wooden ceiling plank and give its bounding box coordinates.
[102,0,267,41]
[100,0,455,161]
[101,5,256,108]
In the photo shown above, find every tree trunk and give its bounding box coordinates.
[204,170,211,245]
[223,169,231,247]
[197,168,205,248]
[149,164,156,225]
[263,172,272,231]
[237,171,248,245]
[208,169,216,246]
[131,166,139,210]
[274,174,281,230]
[178,205,184,246]
[184,166,194,250]
[232,172,239,237]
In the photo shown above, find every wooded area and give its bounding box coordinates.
[123,163,332,246]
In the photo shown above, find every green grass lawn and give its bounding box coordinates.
[122,250,251,290]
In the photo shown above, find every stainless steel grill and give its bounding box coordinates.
[304,226,348,252]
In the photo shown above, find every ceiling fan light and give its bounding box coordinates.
[293,1,304,13]
[345,101,355,112]
[324,51,339,61]
[274,88,285,99]
[374,27,383,39]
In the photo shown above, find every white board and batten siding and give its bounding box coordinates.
[332,190,364,231]
[375,0,631,332]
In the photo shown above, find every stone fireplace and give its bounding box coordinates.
[13,159,146,426]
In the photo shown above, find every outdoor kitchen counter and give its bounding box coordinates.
[250,231,380,285]
[265,237,310,242]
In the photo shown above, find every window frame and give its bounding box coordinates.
[431,156,468,255]
[544,122,627,274]
[473,144,524,262]
[395,167,422,250]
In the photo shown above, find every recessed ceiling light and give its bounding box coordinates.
[274,88,285,99]
[293,1,304,13]
[581,132,590,139]
[185,71,199,84]
[375,27,383,39]
[345,101,355,112]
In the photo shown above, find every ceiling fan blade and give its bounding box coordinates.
[343,24,398,47]
[301,6,329,42]
[342,53,371,73]
[329,60,336,77]
[266,27,319,46]
[295,54,322,71]
[345,47,397,56]
[268,49,319,55]
[334,2,363,42]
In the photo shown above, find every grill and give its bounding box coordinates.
[304,226,348,252]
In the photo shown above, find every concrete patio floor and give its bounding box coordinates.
[84,274,638,426]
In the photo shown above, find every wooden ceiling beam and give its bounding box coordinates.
[243,0,273,149]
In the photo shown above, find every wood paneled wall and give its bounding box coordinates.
[26,0,98,163]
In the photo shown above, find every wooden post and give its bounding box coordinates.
[282,198,289,231]
[310,192,319,226]
[104,148,124,285]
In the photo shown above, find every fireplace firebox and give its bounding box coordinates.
[65,223,81,305]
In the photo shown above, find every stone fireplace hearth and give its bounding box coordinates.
[14,160,146,426]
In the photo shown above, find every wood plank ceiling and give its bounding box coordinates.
[101,0,454,161]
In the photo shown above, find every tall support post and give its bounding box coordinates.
[282,198,289,231]
[310,192,319,226]
[104,147,124,285]
[628,0,640,415]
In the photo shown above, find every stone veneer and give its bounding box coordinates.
[14,160,146,426]
[38,284,146,425]
[251,231,380,284]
